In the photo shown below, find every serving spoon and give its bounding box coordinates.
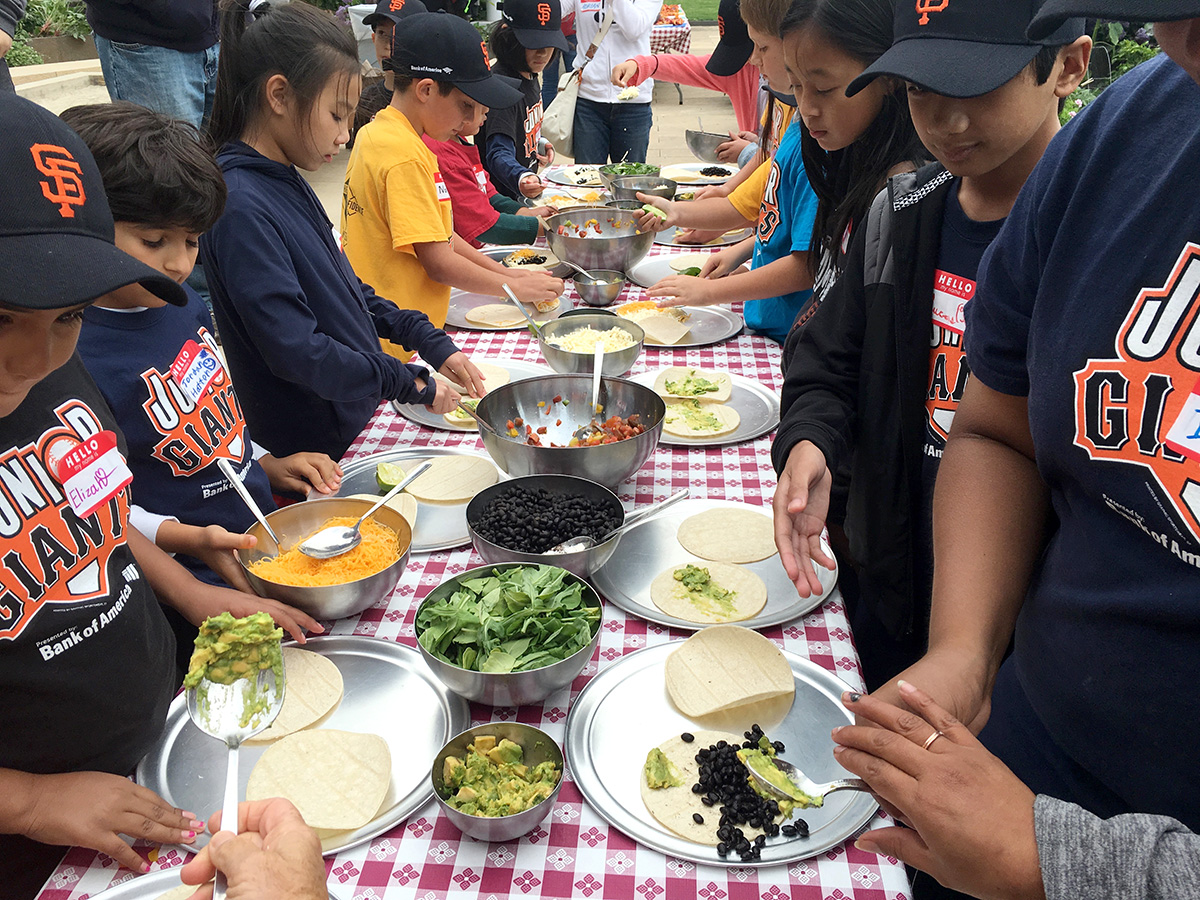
[741,754,868,806]
[217,457,279,547]
[186,642,284,900]
[548,488,690,553]
[297,460,431,559]
[591,343,605,411]
[456,400,500,436]
[502,283,545,338]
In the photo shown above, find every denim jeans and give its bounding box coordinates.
[571,96,652,165]
[95,34,219,129]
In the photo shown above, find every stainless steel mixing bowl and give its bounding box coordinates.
[474,374,665,488]
[537,313,644,376]
[598,162,660,190]
[544,207,654,275]
[685,129,729,163]
[610,176,678,202]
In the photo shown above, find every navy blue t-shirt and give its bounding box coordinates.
[968,53,1200,828]
[78,289,276,584]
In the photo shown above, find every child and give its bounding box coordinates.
[770,0,1090,691]
[0,91,318,894]
[477,0,567,200]
[424,97,558,248]
[63,102,342,602]
[351,0,430,145]
[341,11,564,335]
[201,0,481,461]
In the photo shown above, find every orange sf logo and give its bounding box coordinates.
[389,0,404,9]
[915,0,949,25]
[717,14,725,36]
[30,143,86,218]
[481,40,490,66]
[536,2,552,24]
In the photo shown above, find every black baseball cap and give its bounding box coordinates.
[391,12,524,108]
[0,93,186,310]
[1031,1,1199,40]
[847,0,1086,99]
[706,0,753,77]
[364,0,428,29]
[502,0,569,53]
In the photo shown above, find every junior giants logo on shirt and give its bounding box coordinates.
[524,99,544,160]
[926,269,972,446]
[757,160,782,245]
[1073,241,1200,554]
[0,401,131,640]
[141,327,250,478]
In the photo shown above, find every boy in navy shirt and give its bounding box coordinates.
[770,0,1090,690]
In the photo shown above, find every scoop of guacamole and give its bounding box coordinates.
[183,612,284,728]
[737,740,822,810]
[673,564,737,616]
[643,747,684,789]
[442,734,560,817]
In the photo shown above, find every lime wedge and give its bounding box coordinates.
[375,462,406,493]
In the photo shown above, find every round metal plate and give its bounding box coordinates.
[87,868,343,900]
[613,304,743,348]
[627,253,713,288]
[591,498,837,631]
[658,162,737,185]
[545,164,604,187]
[630,370,780,447]
[392,359,553,432]
[136,637,470,858]
[480,244,573,279]
[653,226,754,248]
[446,288,574,331]
[564,641,876,866]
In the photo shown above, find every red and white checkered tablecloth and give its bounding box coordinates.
[37,248,911,900]
[650,8,691,56]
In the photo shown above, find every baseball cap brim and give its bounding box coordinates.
[510,24,570,52]
[848,38,1044,98]
[1030,1,1200,40]
[453,73,525,108]
[363,11,399,25]
[706,37,753,77]
[0,232,188,310]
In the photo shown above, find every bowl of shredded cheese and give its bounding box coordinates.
[237,498,412,620]
[538,314,645,376]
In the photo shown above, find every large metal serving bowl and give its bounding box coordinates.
[610,176,678,202]
[686,129,729,163]
[415,562,603,705]
[466,474,625,578]
[598,162,660,190]
[537,313,644,376]
[474,374,665,488]
[544,207,654,275]
[237,498,412,620]
[432,722,565,841]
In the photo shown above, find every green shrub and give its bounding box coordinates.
[6,33,44,66]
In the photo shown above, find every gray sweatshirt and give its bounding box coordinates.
[1036,795,1200,899]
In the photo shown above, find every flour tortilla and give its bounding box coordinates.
[436,361,511,395]
[156,885,207,900]
[665,625,795,717]
[405,455,498,504]
[503,249,561,272]
[653,366,733,402]
[660,164,733,183]
[677,507,777,563]
[248,648,344,743]
[247,729,391,830]
[668,253,711,273]
[638,313,692,345]
[348,492,418,531]
[649,562,767,624]
[442,407,479,430]
[662,398,740,438]
[465,303,527,327]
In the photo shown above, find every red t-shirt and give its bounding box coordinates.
[421,135,501,248]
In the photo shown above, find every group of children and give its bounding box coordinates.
[2,0,1199,895]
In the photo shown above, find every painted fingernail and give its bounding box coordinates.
[847,692,862,702]
[141,862,151,874]
[189,819,204,829]
[183,830,196,840]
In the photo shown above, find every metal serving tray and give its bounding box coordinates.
[631,370,780,447]
[392,359,552,432]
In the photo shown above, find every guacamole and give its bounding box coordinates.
[673,564,737,617]
[643,747,684,789]
[183,612,284,728]
[664,372,721,397]
[442,734,560,817]
[737,738,822,810]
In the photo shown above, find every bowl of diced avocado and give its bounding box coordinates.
[432,722,564,841]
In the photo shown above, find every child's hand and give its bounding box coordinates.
[717,130,756,164]
[518,174,545,199]
[634,194,674,232]
[701,245,750,279]
[178,582,324,645]
[673,228,726,245]
[518,204,558,219]
[508,270,564,306]
[191,524,259,593]
[647,274,719,307]
[259,452,343,497]
[21,772,204,874]
[439,351,487,398]
[611,60,637,86]
[423,376,462,415]
[535,140,555,168]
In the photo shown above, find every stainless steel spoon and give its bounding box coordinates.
[556,258,602,281]
[297,461,431,558]
[501,283,544,337]
[741,754,868,806]
[185,643,284,900]
[456,400,499,436]
[217,457,279,547]
[591,343,605,411]
[548,488,690,553]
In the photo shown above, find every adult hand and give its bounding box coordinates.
[21,772,202,874]
[700,246,748,279]
[772,441,835,597]
[506,269,564,306]
[191,525,258,594]
[633,193,674,232]
[833,683,1045,900]
[438,351,487,398]
[716,130,755,164]
[180,799,326,900]
[258,452,343,497]
[519,174,545,199]
[647,274,718,307]
[177,581,324,644]
[873,649,995,736]
[611,60,637,86]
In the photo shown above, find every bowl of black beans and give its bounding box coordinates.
[466,475,625,578]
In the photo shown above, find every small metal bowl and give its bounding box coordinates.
[558,306,616,319]
[238,497,412,620]
[466,474,624,578]
[685,129,729,164]
[598,163,661,191]
[572,270,626,307]
[432,722,564,841]
[605,199,645,213]
[415,562,602,705]
[610,176,678,202]
[537,313,644,376]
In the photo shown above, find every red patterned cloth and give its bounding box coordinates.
[650,6,691,56]
[35,247,911,900]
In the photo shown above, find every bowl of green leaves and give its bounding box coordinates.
[414,563,603,706]
[598,161,661,190]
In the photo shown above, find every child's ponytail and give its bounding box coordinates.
[207,0,361,150]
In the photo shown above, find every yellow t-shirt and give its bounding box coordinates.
[728,102,796,221]
[341,105,453,358]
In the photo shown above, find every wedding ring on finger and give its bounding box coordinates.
[922,730,946,751]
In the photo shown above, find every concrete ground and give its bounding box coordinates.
[16,24,731,223]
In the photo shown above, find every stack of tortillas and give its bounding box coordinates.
[405,456,498,504]
[249,648,344,743]
[664,626,795,716]
[465,303,528,328]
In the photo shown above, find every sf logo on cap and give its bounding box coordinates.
[30,143,86,218]
[915,0,949,25]
[537,2,552,24]
[481,39,489,65]
[717,14,725,35]
[390,0,405,9]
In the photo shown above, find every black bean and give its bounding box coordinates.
[701,796,714,806]
[780,824,796,837]
[681,732,695,743]
[716,842,728,856]
[692,813,704,824]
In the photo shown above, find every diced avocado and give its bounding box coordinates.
[444,756,466,786]
[455,785,478,802]
[472,734,497,754]
[487,738,524,766]
[643,747,684,789]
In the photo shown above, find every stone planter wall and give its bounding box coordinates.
[29,35,98,64]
